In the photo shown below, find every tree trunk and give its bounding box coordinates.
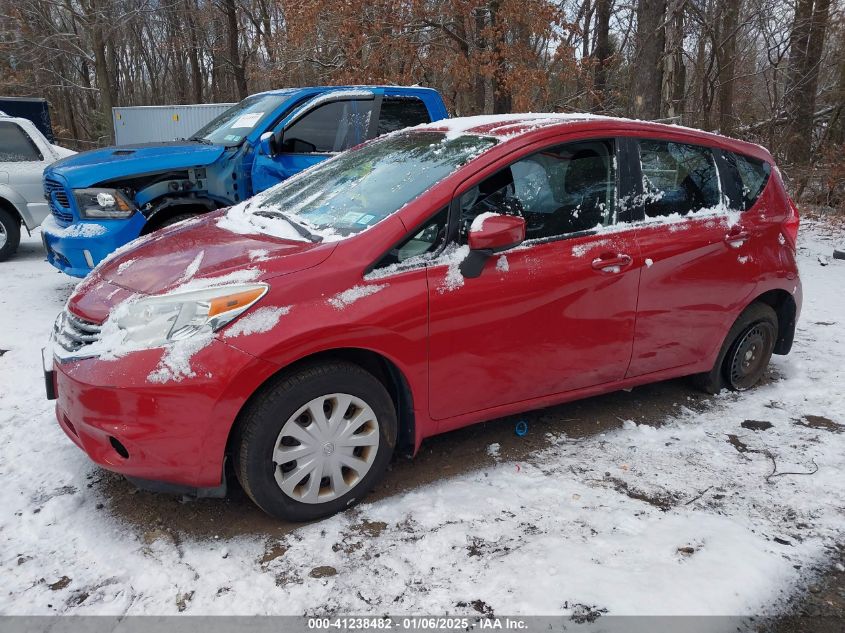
[786,0,833,164]
[185,0,204,103]
[662,0,685,119]
[222,0,248,100]
[632,0,667,120]
[717,0,740,133]
[593,0,612,111]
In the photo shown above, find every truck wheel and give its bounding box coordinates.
[235,361,397,522]
[0,207,21,262]
[693,303,778,394]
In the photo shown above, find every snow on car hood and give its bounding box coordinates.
[49,141,227,187]
[68,211,334,321]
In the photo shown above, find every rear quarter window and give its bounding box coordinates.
[377,97,431,135]
[723,152,772,211]
[0,122,42,162]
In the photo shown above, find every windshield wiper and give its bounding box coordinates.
[253,209,323,243]
[188,136,214,145]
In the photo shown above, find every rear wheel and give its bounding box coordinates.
[693,303,778,394]
[0,207,21,262]
[235,361,397,521]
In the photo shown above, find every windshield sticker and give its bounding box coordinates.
[231,112,264,129]
[356,214,376,225]
[340,211,367,224]
[224,134,242,142]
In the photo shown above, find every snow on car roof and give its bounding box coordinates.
[415,112,773,160]
[418,112,611,139]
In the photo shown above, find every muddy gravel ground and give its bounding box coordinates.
[3,219,844,620]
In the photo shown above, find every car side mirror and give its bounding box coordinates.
[460,214,526,278]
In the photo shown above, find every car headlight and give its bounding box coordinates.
[112,284,268,349]
[73,188,137,219]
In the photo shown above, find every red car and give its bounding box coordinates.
[46,114,801,521]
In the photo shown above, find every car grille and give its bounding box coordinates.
[44,178,73,224]
[53,310,102,354]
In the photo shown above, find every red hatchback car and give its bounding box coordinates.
[47,114,801,521]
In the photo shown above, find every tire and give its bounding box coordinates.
[0,207,21,262]
[693,303,778,394]
[235,361,397,522]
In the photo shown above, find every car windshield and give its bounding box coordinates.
[248,131,497,239]
[191,94,290,146]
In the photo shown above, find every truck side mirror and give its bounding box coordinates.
[259,131,278,157]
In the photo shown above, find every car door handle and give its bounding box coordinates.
[724,228,750,248]
[591,253,633,274]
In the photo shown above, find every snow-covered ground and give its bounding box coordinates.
[1,221,843,617]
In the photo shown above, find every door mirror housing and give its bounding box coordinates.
[259,131,278,157]
[468,213,526,252]
[461,214,526,278]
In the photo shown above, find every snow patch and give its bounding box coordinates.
[224,306,290,338]
[41,215,107,238]
[176,251,205,285]
[217,202,310,243]
[645,258,654,268]
[115,259,135,275]
[496,255,510,273]
[438,245,471,293]
[328,284,388,309]
[470,212,501,232]
[146,333,214,384]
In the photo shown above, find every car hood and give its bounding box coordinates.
[68,211,334,322]
[49,141,228,187]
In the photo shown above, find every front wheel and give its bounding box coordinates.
[235,361,397,521]
[693,303,778,394]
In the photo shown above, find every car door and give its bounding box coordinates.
[0,120,52,227]
[426,137,642,424]
[251,91,381,194]
[627,137,756,377]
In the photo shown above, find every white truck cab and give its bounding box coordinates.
[0,113,75,261]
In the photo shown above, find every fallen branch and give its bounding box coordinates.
[764,452,819,483]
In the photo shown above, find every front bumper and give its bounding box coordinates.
[52,338,277,489]
[42,212,146,278]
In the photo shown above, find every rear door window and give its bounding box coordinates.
[723,152,771,210]
[0,122,42,162]
[283,99,375,153]
[377,97,431,135]
[638,140,720,217]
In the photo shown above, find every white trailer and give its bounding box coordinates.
[112,103,235,145]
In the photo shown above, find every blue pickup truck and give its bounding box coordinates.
[42,86,448,277]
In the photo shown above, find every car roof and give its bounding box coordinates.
[416,113,772,162]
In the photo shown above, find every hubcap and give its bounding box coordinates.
[0,222,6,250]
[273,393,380,504]
[729,324,773,390]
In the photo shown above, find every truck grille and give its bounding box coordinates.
[53,310,102,354]
[44,178,73,224]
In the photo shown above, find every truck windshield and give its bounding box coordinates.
[249,131,497,239]
[191,94,290,146]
